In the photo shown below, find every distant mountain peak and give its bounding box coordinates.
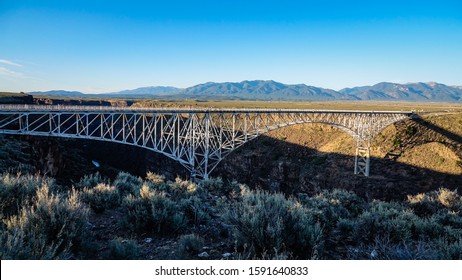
[340,81,462,102]
[28,80,462,102]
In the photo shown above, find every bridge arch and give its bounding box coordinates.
[0,105,413,179]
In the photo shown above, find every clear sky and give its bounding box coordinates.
[1,0,462,93]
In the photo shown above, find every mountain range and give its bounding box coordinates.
[29,80,462,102]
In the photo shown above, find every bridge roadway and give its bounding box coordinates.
[0,105,414,179]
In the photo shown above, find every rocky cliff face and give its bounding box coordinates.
[35,143,64,177]
[0,134,186,185]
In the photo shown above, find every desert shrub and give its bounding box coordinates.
[334,218,357,246]
[0,173,55,219]
[407,193,439,216]
[331,195,462,260]
[201,177,243,197]
[0,186,89,259]
[80,183,120,213]
[315,189,365,217]
[299,197,343,234]
[235,247,291,260]
[0,221,67,259]
[201,177,224,193]
[347,237,439,260]
[411,216,446,240]
[431,210,462,229]
[146,172,166,186]
[227,180,248,198]
[121,194,153,233]
[424,211,462,249]
[114,172,143,196]
[435,238,462,260]
[74,172,107,190]
[225,190,323,259]
[352,201,419,244]
[121,188,187,235]
[151,192,187,234]
[139,183,156,199]
[179,195,211,226]
[104,238,140,260]
[347,200,461,248]
[300,190,365,236]
[407,188,461,216]
[436,189,460,208]
[167,177,199,199]
[177,234,204,257]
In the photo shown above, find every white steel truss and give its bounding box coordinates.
[0,105,413,178]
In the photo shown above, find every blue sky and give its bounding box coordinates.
[1,0,461,93]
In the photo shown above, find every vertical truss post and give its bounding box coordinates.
[57,113,61,134]
[354,146,370,176]
[141,115,145,145]
[203,112,210,180]
[175,113,180,158]
[85,114,89,136]
[232,113,236,149]
[122,114,126,142]
[189,113,196,179]
[25,114,29,132]
[110,114,114,140]
[244,113,248,142]
[48,113,52,133]
[100,113,104,138]
[218,113,223,159]
[19,113,25,132]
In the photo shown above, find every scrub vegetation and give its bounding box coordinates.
[1,171,461,260]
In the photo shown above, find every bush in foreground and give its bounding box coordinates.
[80,183,120,213]
[0,186,89,259]
[225,190,323,259]
[121,185,187,235]
[177,234,204,258]
[104,238,140,260]
[0,172,55,219]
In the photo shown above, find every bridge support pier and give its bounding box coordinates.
[354,146,370,176]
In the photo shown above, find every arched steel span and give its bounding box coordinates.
[0,105,414,179]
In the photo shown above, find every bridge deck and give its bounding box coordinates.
[0,104,414,115]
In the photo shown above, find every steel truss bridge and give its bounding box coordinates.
[0,105,414,179]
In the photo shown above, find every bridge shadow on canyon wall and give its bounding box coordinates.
[213,116,462,201]
[215,137,461,202]
[3,116,462,202]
